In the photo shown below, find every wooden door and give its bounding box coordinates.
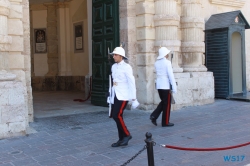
[91,0,119,106]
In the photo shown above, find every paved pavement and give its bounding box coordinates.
[1,96,250,166]
[33,91,106,118]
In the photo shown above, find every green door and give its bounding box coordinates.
[91,0,119,106]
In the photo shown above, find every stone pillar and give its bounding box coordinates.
[154,0,183,73]
[180,0,207,71]
[29,8,35,77]
[44,3,58,76]
[0,0,12,72]
[135,0,155,109]
[22,0,33,122]
[0,0,16,77]
[0,0,28,139]
[57,2,71,76]
[119,0,136,70]
[87,0,92,75]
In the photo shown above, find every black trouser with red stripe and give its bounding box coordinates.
[111,95,130,140]
[151,89,172,126]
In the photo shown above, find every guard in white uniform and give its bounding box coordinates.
[109,46,139,147]
[150,47,177,127]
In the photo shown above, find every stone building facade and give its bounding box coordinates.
[0,0,32,138]
[0,0,249,138]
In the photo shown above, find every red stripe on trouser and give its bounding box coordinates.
[165,92,171,125]
[118,101,130,136]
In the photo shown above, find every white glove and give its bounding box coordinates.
[172,90,177,94]
[131,99,140,109]
[107,97,111,104]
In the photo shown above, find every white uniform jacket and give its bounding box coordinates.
[111,60,136,103]
[155,58,177,93]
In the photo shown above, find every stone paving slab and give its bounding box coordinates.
[1,99,250,166]
[33,91,106,118]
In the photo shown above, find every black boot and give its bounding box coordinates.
[111,139,123,147]
[150,116,157,126]
[120,135,132,146]
[162,122,174,127]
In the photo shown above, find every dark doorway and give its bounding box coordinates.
[231,32,242,94]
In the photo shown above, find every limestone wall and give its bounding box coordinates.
[134,0,155,110]
[0,0,30,139]
[22,0,33,123]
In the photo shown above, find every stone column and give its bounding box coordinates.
[0,0,12,73]
[44,3,58,76]
[154,0,183,73]
[29,8,35,77]
[135,0,155,109]
[180,0,207,72]
[120,0,136,71]
[22,0,34,122]
[57,2,71,76]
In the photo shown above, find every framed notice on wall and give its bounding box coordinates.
[74,22,84,53]
[34,29,47,53]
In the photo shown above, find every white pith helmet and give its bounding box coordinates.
[157,47,171,60]
[110,46,128,60]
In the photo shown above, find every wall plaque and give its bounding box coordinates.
[74,22,84,53]
[34,29,47,53]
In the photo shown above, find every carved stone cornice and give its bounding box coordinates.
[210,0,246,8]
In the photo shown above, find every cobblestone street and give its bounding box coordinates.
[1,99,250,166]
